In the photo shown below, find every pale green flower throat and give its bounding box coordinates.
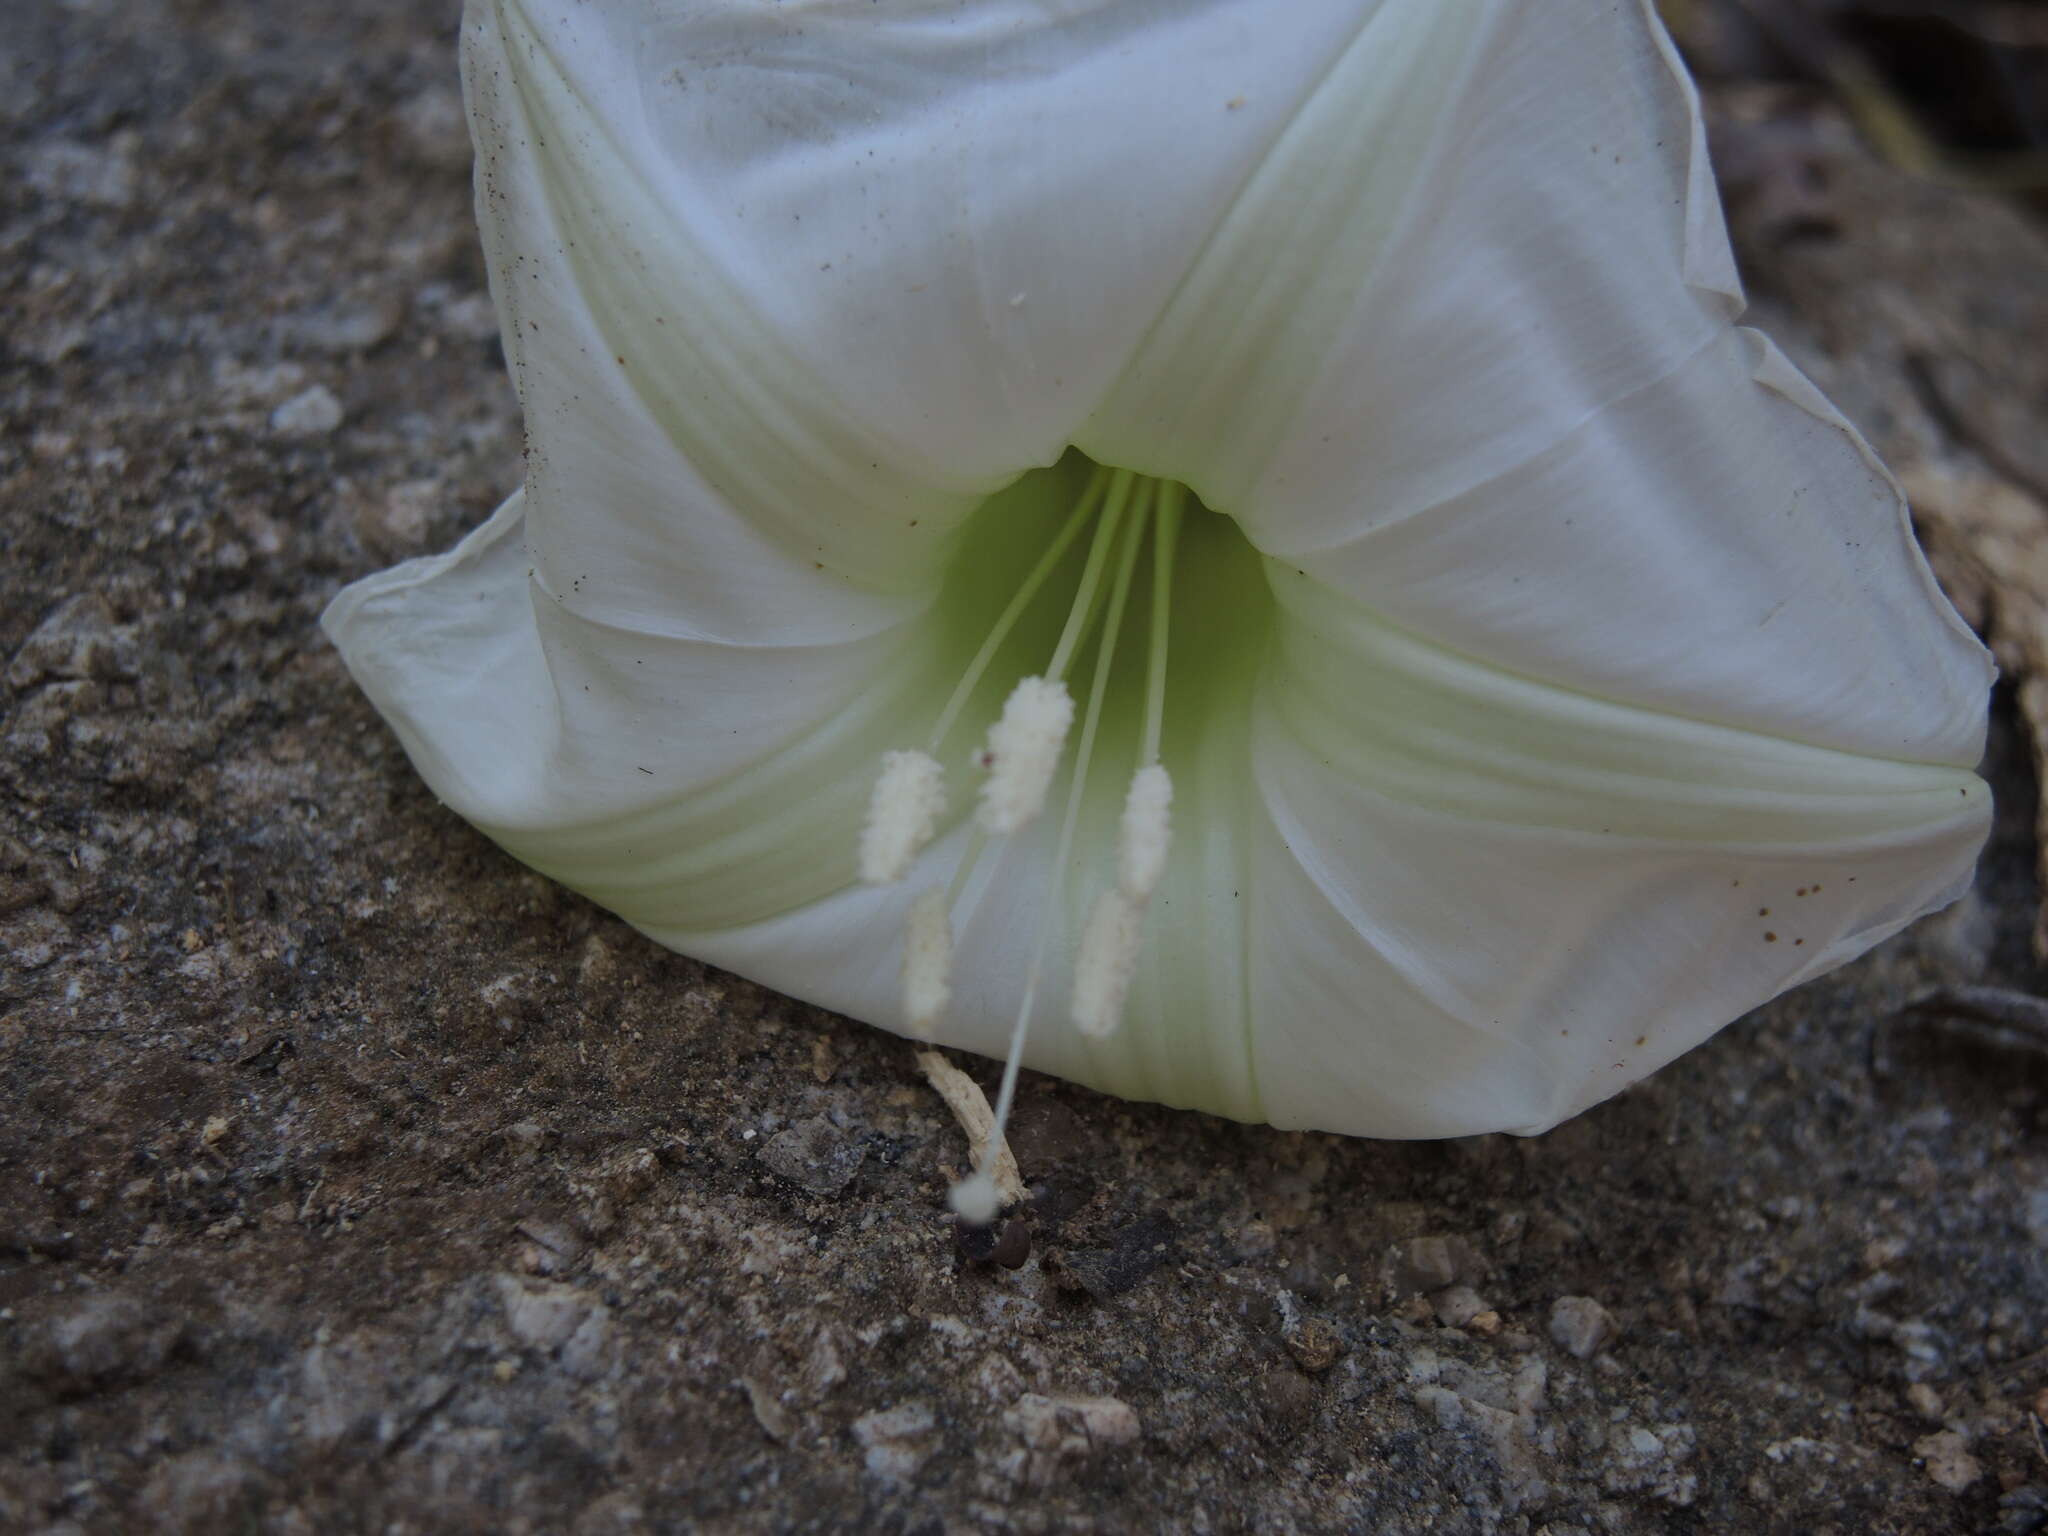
[860,456,1216,1223]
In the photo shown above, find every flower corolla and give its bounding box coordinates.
[325,0,1992,1141]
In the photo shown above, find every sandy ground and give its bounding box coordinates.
[5,3,2048,1531]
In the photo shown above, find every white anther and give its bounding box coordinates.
[974,676,1073,836]
[1072,888,1144,1040]
[948,1172,1002,1226]
[860,750,947,884]
[902,887,953,1039]
[1116,764,1173,902]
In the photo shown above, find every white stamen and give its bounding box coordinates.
[948,1171,1002,1226]
[1117,764,1173,902]
[902,887,953,1038]
[974,676,1073,836]
[1072,888,1144,1040]
[860,750,947,884]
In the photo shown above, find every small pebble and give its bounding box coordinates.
[1283,1315,1342,1374]
[1431,1284,1492,1328]
[269,384,344,436]
[853,1402,937,1484]
[956,1216,1031,1270]
[1393,1234,1483,1295]
[758,1116,865,1196]
[1913,1430,1983,1492]
[1548,1295,1618,1360]
[1233,1220,1277,1260]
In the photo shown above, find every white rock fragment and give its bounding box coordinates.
[1913,1430,1983,1493]
[1000,1392,1140,1488]
[1602,1422,1699,1506]
[270,384,344,436]
[1548,1294,1617,1360]
[1415,1383,1549,1501]
[1502,1368,1543,1429]
[24,137,138,208]
[1011,1392,1140,1449]
[495,1274,605,1355]
[743,1376,793,1442]
[1431,1284,1492,1328]
[1391,1233,1484,1295]
[852,1402,937,1484]
[7,593,134,688]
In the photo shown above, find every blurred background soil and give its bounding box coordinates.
[4,1,2048,1531]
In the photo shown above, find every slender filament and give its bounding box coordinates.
[926,465,1112,753]
[1046,469,1138,682]
[1142,484,1185,767]
[975,483,1157,1188]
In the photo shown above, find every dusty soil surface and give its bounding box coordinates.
[5,3,2048,1532]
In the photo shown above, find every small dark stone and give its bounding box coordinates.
[955,1218,1000,1262]
[1253,1368,1320,1442]
[0,1222,77,1261]
[1049,1212,1177,1300]
[989,1218,1031,1269]
[234,1034,295,1073]
[955,1216,1030,1269]
[1390,1234,1484,1296]
[1282,1314,1342,1374]
[25,1294,184,1395]
[758,1116,866,1196]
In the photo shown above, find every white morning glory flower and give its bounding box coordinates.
[325,0,1992,1154]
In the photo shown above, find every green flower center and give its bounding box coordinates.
[874,449,1276,1219]
[926,450,1272,803]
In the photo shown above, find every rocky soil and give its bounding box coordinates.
[4,2,2047,1532]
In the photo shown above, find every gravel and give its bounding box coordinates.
[3,2,2046,1531]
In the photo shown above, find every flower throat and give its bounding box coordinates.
[859,460,1189,1224]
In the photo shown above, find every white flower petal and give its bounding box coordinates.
[325,0,1996,1142]
[469,0,980,610]
[626,0,1400,480]
[1268,328,1989,769]
[647,555,1988,1140]
[322,492,946,924]
[1088,0,1729,526]
[1242,706,1985,1137]
[1080,0,1490,484]
[1085,0,1988,762]
[326,463,1110,927]
[1244,583,1986,1135]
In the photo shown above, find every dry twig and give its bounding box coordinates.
[914,1049,1026,1210]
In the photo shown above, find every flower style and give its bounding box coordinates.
[325,0,1992,1152]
